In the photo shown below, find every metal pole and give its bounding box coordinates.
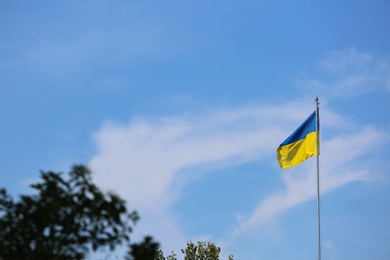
[315,97,321,260]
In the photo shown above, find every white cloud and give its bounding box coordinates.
[319,48,374,73]
[89,102,320,250]
[299,47,390,97]
[89,102,321,208]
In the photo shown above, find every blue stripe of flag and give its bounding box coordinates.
[279,111,316,147]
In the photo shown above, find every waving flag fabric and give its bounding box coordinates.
[277,111,318,169]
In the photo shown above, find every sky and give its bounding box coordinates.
[1,0,390,259]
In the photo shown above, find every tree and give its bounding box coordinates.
[0,164,139,259]
[127,236,160,260]
[155,241,233,260]
[155,249,177,260]
[182,241,221,260]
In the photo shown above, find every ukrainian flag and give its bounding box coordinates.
[277,111,318,169]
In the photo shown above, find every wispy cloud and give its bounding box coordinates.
[89,102,317,209]
[298,47,390,97]
[89,102,316,248]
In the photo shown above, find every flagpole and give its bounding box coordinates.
[315,97,321,260]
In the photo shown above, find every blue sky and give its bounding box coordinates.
[1,1,390,259]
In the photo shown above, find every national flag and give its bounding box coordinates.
[276,111,318,169]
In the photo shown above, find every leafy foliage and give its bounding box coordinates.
[0,165,139,259]
[182,241,221,260]
[0,164,236,260]
[127,236,160,260]
[154,241,233,260]
[155,249,177,260]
